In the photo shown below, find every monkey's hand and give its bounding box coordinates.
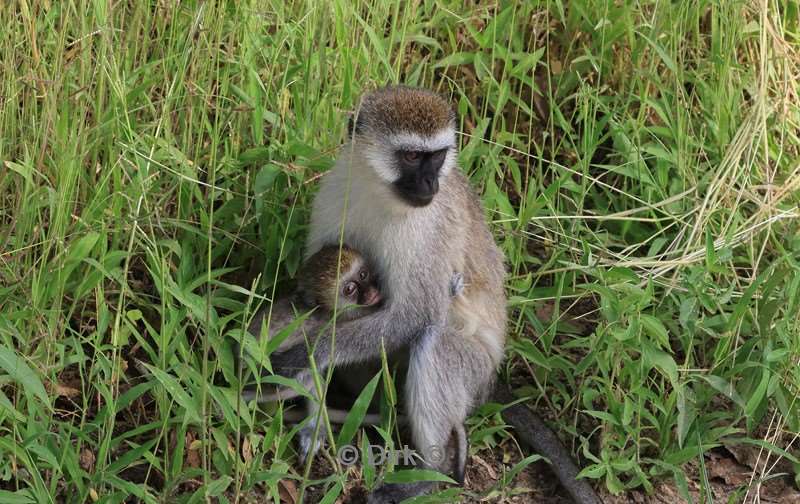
[449,271,464,298]
[270,343,315,379]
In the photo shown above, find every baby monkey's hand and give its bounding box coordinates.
[449,271,465,298]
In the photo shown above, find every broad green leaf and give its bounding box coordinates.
[383,469,455,485]
[4,161,33,184]
[0,490,35,504]
[676,386,696,448]
[105,438,159,475]
[0,389,25,422]
[511,47,545,75]
[319,482,343,504]
[726,437,800,465]
[336,371,382,447]
[641,341,678,386]
[205,475,233,496]
[622,396,634,426]
[505,454,543,482]
[432,52,475,69]
[62,232,100,282]
[238,147,271,165]
[699,375,745,409]
[640,314,669,348]
[744,369,769,421]
[0,345,50,408]
[141,363,201,424]
[576,463,607,479]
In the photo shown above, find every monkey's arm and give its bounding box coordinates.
[238,297,325,398]
[494,385,601,504]
[246,297,320,349]
[270,272,452,378]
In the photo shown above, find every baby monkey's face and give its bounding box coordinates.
[340,261,381,308]
[298,245,383,319]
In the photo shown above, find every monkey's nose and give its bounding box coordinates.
[420,174,438,195]
[363,289,380,306]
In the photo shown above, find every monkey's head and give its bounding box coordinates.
[349,86,457,208]
[297,245,382,320]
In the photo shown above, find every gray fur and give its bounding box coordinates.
[269,87,506,500]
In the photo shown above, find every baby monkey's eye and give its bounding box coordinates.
[401,151,421,164]
[359,269,369,281]
[343,282,357,297]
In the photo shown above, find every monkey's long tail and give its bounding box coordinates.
[494,385,602,504]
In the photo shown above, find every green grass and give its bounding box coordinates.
[1,0,799,502]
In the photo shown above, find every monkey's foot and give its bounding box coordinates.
[297,423,323,464]
[367,482,434,504]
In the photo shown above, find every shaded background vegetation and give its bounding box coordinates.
[1,0,799,502]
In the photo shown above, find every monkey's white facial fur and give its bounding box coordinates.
[350,86,458,208]
[360,127,456,205]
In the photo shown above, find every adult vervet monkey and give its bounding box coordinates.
[268,86,599,504]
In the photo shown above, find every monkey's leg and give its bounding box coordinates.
[241,384,303,403]
[368,328,480,503]
[297,396,324,464]
[407,327,474,475]
[240,366,326,464]
[295,365,365,463]
[295,368,336,464]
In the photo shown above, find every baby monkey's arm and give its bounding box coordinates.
[242,271,465,406]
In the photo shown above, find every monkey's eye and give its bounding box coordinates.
[343,282,357,298]
[401,151,421,164]
[431,148,448,165]
[359,269,369,281]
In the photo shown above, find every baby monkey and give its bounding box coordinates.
[241,244,383,403]
[296,244,383,321]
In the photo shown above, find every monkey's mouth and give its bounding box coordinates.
[393,186,435,207]
[362,290,381,307]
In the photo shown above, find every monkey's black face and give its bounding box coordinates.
[392,148,448,207]
[342,267,382,307]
